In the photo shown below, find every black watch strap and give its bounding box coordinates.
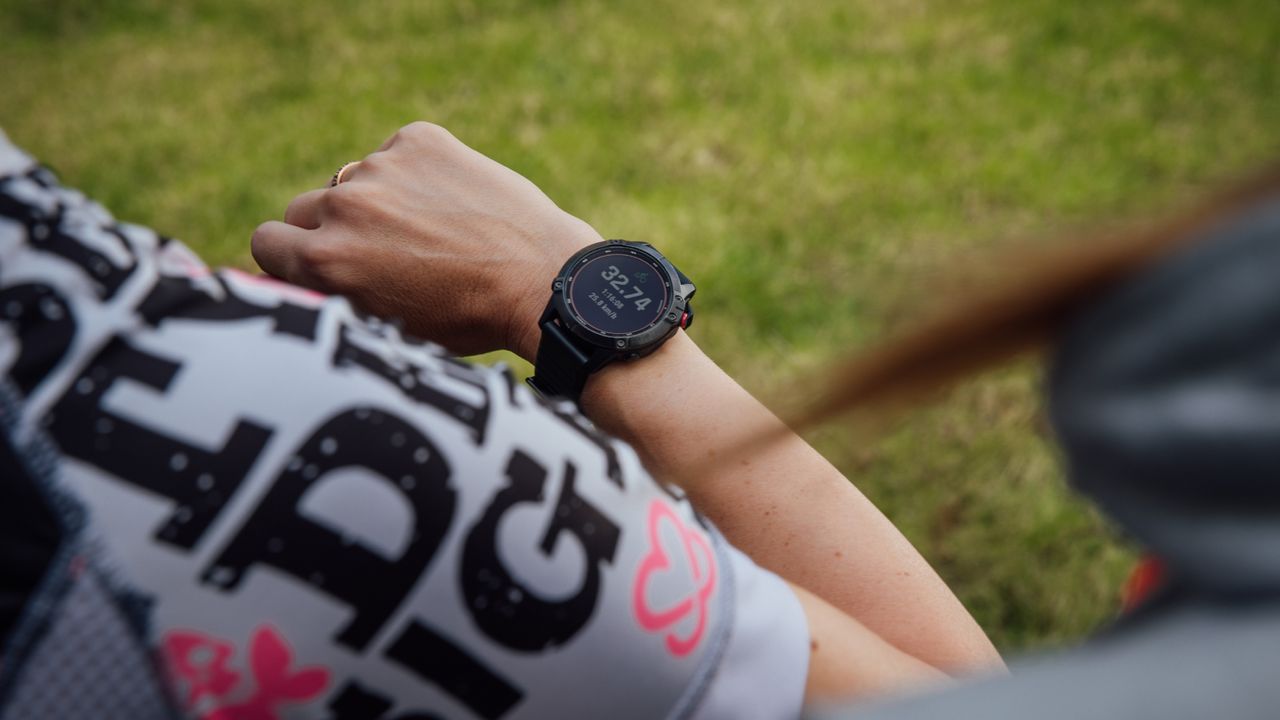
[526,315,605,402]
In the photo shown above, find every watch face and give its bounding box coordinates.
[566,250,670,337]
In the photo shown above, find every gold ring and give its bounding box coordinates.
[329,161,360,188]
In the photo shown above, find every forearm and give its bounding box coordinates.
[787,582,949,702]
[579,331,1003,674]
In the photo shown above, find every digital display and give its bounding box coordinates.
[567,252,669,336]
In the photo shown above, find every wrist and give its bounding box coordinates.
[577,330,730,485]
[507,294,548,364]
[580,329,701,429]
[505,214,604,362]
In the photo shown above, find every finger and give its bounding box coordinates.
[251,220,312,282]
[375,120,452,153]
[331,160,363,187]
[377,127,401,152]
[283,189,327,229]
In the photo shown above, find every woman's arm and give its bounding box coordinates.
[788,582,950,700]
[574,331,1002,674]
[251,121,1002,676]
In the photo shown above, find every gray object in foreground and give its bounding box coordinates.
[811,196,1280,719]
[809,598,1280,720]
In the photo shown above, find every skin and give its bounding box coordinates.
[252,121,1003,703]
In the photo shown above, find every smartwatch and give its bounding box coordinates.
[528,239,695,403]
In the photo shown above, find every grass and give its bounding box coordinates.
[3,0,1278,652]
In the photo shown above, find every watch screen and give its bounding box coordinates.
[567,252,669,336]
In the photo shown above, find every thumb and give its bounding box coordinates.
[250,220,314,284]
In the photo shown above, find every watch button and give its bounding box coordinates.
[679,311,690,329]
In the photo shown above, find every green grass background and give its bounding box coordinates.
[3,0,1278,652]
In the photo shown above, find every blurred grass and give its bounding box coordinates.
[3,0,1278,652]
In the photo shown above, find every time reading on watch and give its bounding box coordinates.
[567,253,670,336]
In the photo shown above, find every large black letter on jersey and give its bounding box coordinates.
[461,450,621,651]
[136,274,321,341]
[383,622,523,720]
[333,325,489,443]
[203,407,455,651]
[0,283,75,396]
[326,680,444,720]
[0,190,137,300]
[48,337,271,549]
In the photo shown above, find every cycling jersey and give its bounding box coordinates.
[0,131,809,720]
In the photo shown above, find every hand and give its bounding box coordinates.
[251,122,602,359]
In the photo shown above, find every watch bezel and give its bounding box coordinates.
[550,240,693,355]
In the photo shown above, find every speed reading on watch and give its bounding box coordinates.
[599,264,652,311]
[567,253,669,335]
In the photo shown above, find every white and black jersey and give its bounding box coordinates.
[0,132,809,720]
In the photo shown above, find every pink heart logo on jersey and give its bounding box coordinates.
[632,499,717,656]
